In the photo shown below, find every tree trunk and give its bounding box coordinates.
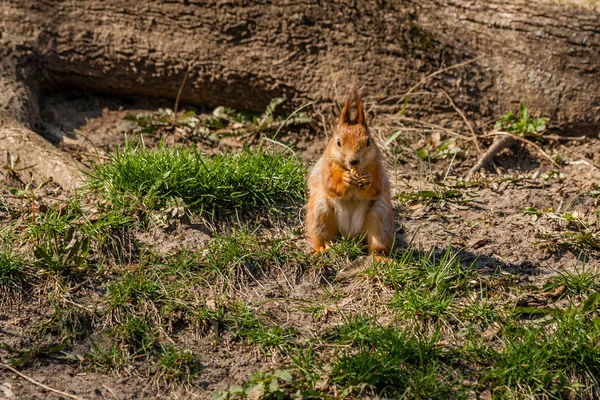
[1,0,599,187]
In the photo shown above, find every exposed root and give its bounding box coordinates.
[468,131,562,178]
[467,135,515,178]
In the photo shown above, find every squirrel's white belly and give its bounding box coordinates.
[334,199,369,238]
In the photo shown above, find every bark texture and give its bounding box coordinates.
[1,0,599,187]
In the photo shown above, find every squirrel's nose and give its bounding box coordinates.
[350,159,359,166]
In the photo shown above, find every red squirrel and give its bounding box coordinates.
[306,90,394,255]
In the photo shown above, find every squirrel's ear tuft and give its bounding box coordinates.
[340,92,352,125]
[354,89,366,127]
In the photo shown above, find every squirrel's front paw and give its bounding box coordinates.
[343,170,359,187]
[351,168,371,190]
[357,173,372,190]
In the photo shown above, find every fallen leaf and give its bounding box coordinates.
[480,389,492,400]
[542,285,566,299]
[315,375,330,391]
[206,299,217,312]
[0,382,13,398]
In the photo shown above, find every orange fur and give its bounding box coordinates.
[306,89,394,256]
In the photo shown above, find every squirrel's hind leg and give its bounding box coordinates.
[306,193,338,252]
[363,198,394,255]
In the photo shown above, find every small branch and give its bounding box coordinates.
[173,66,191,116]
[395,116,475,141]
[542,134,587,142]
[559,144,600,170]
[402,56,483,100]
[173,55,199,115]
[1,363,87,400]
[440,89,480,152]
[102,384,121,400]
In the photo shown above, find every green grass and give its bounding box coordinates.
[416,138,464,162]
[317,284,600,399]
[0,243,25,288]
[328,317,460,398]
[3,128,600,398]
[205,229,290,277]
[7,195,600,397]
[482,310,600,398]
[213,369,299,400]
[124,97,311,141]
[86,144,306,215]
[86,250,207,380]
[545,266,600,296]
[155,345,204,384]
[24,195,134,276]
[495,103,548,138]
[59,231,309,382]
[38,303,95,340]
[367,248,469,319]
[458,289,499,325]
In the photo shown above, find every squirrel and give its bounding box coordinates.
[306,89,394,256]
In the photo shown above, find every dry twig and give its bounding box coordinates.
[543,134,587,142]
[1,363,87,400]
[173,55,199,115]
[102,383,121,400]
[396,117,474,141]
[440,89,480,152]
[402,56,484,100]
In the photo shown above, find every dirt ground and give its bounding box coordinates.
[1,90,599,399]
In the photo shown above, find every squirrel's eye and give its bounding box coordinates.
[366,138,371,147]
[337,139,341,147]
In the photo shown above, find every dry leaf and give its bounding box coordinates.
[0,382,14,398]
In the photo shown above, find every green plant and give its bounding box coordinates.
[397,186,476,206]
[203,229,291,278]
[544,267,600,296]
[536,211,600,254]
[221,302,298,353]
[494,103,548,138]
[329,320,457,398]
[0,338,70,368]
[416,138,463,161]
[33,226,90,276]
[38,303,95,340]
[483,310,600,398]
[213,369,295,400]
[458,290,499,325]
[213,97,311,136]
[124,99,312,143]
[155,345,203,384]
[111,316,157,355]
[124,108,220,137]
[0,244,25,288]
[106,270,162,309]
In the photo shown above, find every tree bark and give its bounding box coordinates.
[1,0,599,187]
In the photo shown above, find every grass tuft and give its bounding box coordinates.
[155,345,203,384]
[86,144,306,215]
[483,310,600,398]
[0,243,25,289]
[329,319,458,398]
[545,266,600,296]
